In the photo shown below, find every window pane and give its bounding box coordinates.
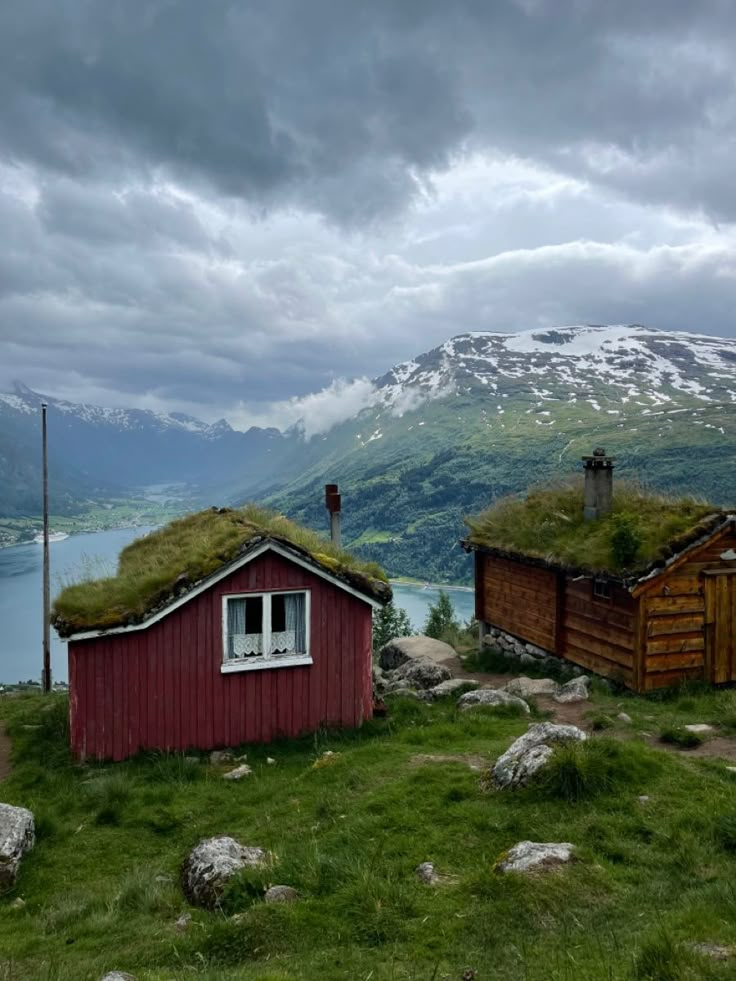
[228,596,263,658]
[270,593,306,655]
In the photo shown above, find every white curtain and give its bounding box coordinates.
[270,593,306,655]
[228,598,262,658]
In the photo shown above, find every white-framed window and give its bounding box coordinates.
[221,590,312,673]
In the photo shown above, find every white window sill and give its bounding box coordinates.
[221,655,313,674]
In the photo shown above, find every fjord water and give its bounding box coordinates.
[0,526,152,684]
[0,528,474,684]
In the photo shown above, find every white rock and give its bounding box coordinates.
[264,884,298,903]
[100,974,137,981]
[0,802,35,889]
[209,749,235,765]
[182,836,269,909]
[457,689,530,714]
[10,897,26,909]
[617,712,633,724]
[222,764,252,780]
[378,635,456,671]
[415,862,440,885]
[266,757,276,765]
[504,676,558,698]
[496,841,575,874]
[553,676,591,704]
[683,724,714,733]
[638,795,650,804]
[492,722,587,790]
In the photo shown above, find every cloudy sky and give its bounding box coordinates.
[1,0,735,431]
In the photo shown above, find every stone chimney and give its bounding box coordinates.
[582,448,615,521]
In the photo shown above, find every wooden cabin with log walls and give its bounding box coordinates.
[464,449,736,692]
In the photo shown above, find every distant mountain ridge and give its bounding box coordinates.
[3,324,736,581]
[0,381,294,515]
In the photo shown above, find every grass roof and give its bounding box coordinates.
[52,504,390,636]
[465,479,729,578]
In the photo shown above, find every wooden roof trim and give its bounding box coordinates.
[630,516,736,597]
[64,539,383,641]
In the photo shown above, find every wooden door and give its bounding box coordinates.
[704,571,736,683]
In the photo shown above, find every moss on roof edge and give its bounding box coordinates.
[463,510,735,583]
[54,532,392,638]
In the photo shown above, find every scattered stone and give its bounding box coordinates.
[415,861,441,885]
[519,652,538,667]
[264,884,298,903]
[689,942,736,961]
[384,688,419,699]
[425,678,480,699]
[184,756,200,765]
[100,973,137,981]
[0,802,35,889]
[392,657,452,690]
[504,676,558,698]
[638,795,650,805]
[209,749,234,765]
[726,767,736,774]
[266,757,276,766]
[683,724,714,734]
[155,873,173,884]
[553,676,590,704]
[222,764,252,781]
[10,897,26,909]
[495,841,575,874]
[378,635,456,671]
[457,689,530,714]
[174,912,191,933]
[617,712,633,724]
[312,750,342,769]
[491,722,586,790]
[182,836,269,909]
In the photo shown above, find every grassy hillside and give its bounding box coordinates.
[267,389,736,584]
[4,687,736,978]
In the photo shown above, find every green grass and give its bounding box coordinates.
[4,689,736,979]
[464,478,721,575]
[51,504,388,635]
[660,726,705,749]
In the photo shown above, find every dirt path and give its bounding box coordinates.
[0,722,12,781]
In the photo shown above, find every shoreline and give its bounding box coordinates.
[390,578,473,593]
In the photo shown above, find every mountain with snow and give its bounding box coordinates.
[0,381,294,516]
[267,325,736,581]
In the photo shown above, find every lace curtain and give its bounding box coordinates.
[227,598,262,658]
[271,593,306,655]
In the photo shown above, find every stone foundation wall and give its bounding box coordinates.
[482,626,584,677]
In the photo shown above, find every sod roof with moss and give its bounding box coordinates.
[464,479,733,580]
[52,504,391,637]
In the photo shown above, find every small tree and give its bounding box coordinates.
[373,601,414,653]
[423,590,459,640]
[610,514,641,569]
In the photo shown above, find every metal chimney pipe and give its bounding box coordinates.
[325,484,342,549]
[581,448,615,521]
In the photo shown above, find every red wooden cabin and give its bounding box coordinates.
[65,539,384,761]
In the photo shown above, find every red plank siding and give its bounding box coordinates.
[68,551,374,760]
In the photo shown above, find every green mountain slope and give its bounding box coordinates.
[266,325,736,583]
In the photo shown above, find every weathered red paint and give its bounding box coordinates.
[68,551,374,761]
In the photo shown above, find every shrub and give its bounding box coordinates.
[372,600,413,652]
[632,929,696,980]
[659,726,703,749]
[713,813,736,854]
[610,514,642,569]
[424,590,460,640]
[587,712,615,731]
[534,738,659,803]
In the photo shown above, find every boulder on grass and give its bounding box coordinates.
[100,973,137,981]
[422,678,481,701]
[392,657,452,690]
[491,722,586,790]
[0,802,35,890]
[457,689,530,714]
[553,676,591,704]
[264,885,298,904]
[504,676,558,698]
[182,836,269,909]
[496,841,575,874]
[378,636,456,671]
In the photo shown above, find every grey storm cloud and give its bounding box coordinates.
[0,0,735,428]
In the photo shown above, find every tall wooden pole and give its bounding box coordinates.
[41,401,51,693]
